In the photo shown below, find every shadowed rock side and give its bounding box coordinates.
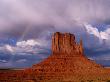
[0,32,110,82]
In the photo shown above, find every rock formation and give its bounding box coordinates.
[0,32,110,82]
[52,32,83,55]
[30,32,104,81]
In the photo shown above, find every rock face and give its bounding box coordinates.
[52,32,83,55]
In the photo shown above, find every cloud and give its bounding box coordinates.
[100,31,109,40]
[16,39,41,47]
[0,60,7,63]
[84,23,110,46]
[84,23,100,38]
[16,59,27,63]
[0,0,110,39]
[5,45,14,53]
[0,39,49,55]
[0,0,110,67]
[0,39,51,68]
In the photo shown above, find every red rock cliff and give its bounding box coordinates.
[52,32,83,55]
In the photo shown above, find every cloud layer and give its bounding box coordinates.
[0,39,50,68]
[0,0,110,67]
[0,0,110,39]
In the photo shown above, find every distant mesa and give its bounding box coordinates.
[0,32,110,82]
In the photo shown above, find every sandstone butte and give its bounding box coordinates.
[0,32,110,82]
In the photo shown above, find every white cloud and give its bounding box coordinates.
[0,39,49,55]
[84,23,110,40]
[16,59,27,63]
[84,23,100,38]
[0,60,7,63]
[16,39,41,47]
[5,45,14,53]
[0,38,50,67]
[100,31,109,40]
[84,23,110,49]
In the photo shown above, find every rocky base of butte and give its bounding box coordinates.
[0,32,110,82]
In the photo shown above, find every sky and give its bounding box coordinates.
[0,0,110,68]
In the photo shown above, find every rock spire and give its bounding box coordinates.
[52,32,83,55]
